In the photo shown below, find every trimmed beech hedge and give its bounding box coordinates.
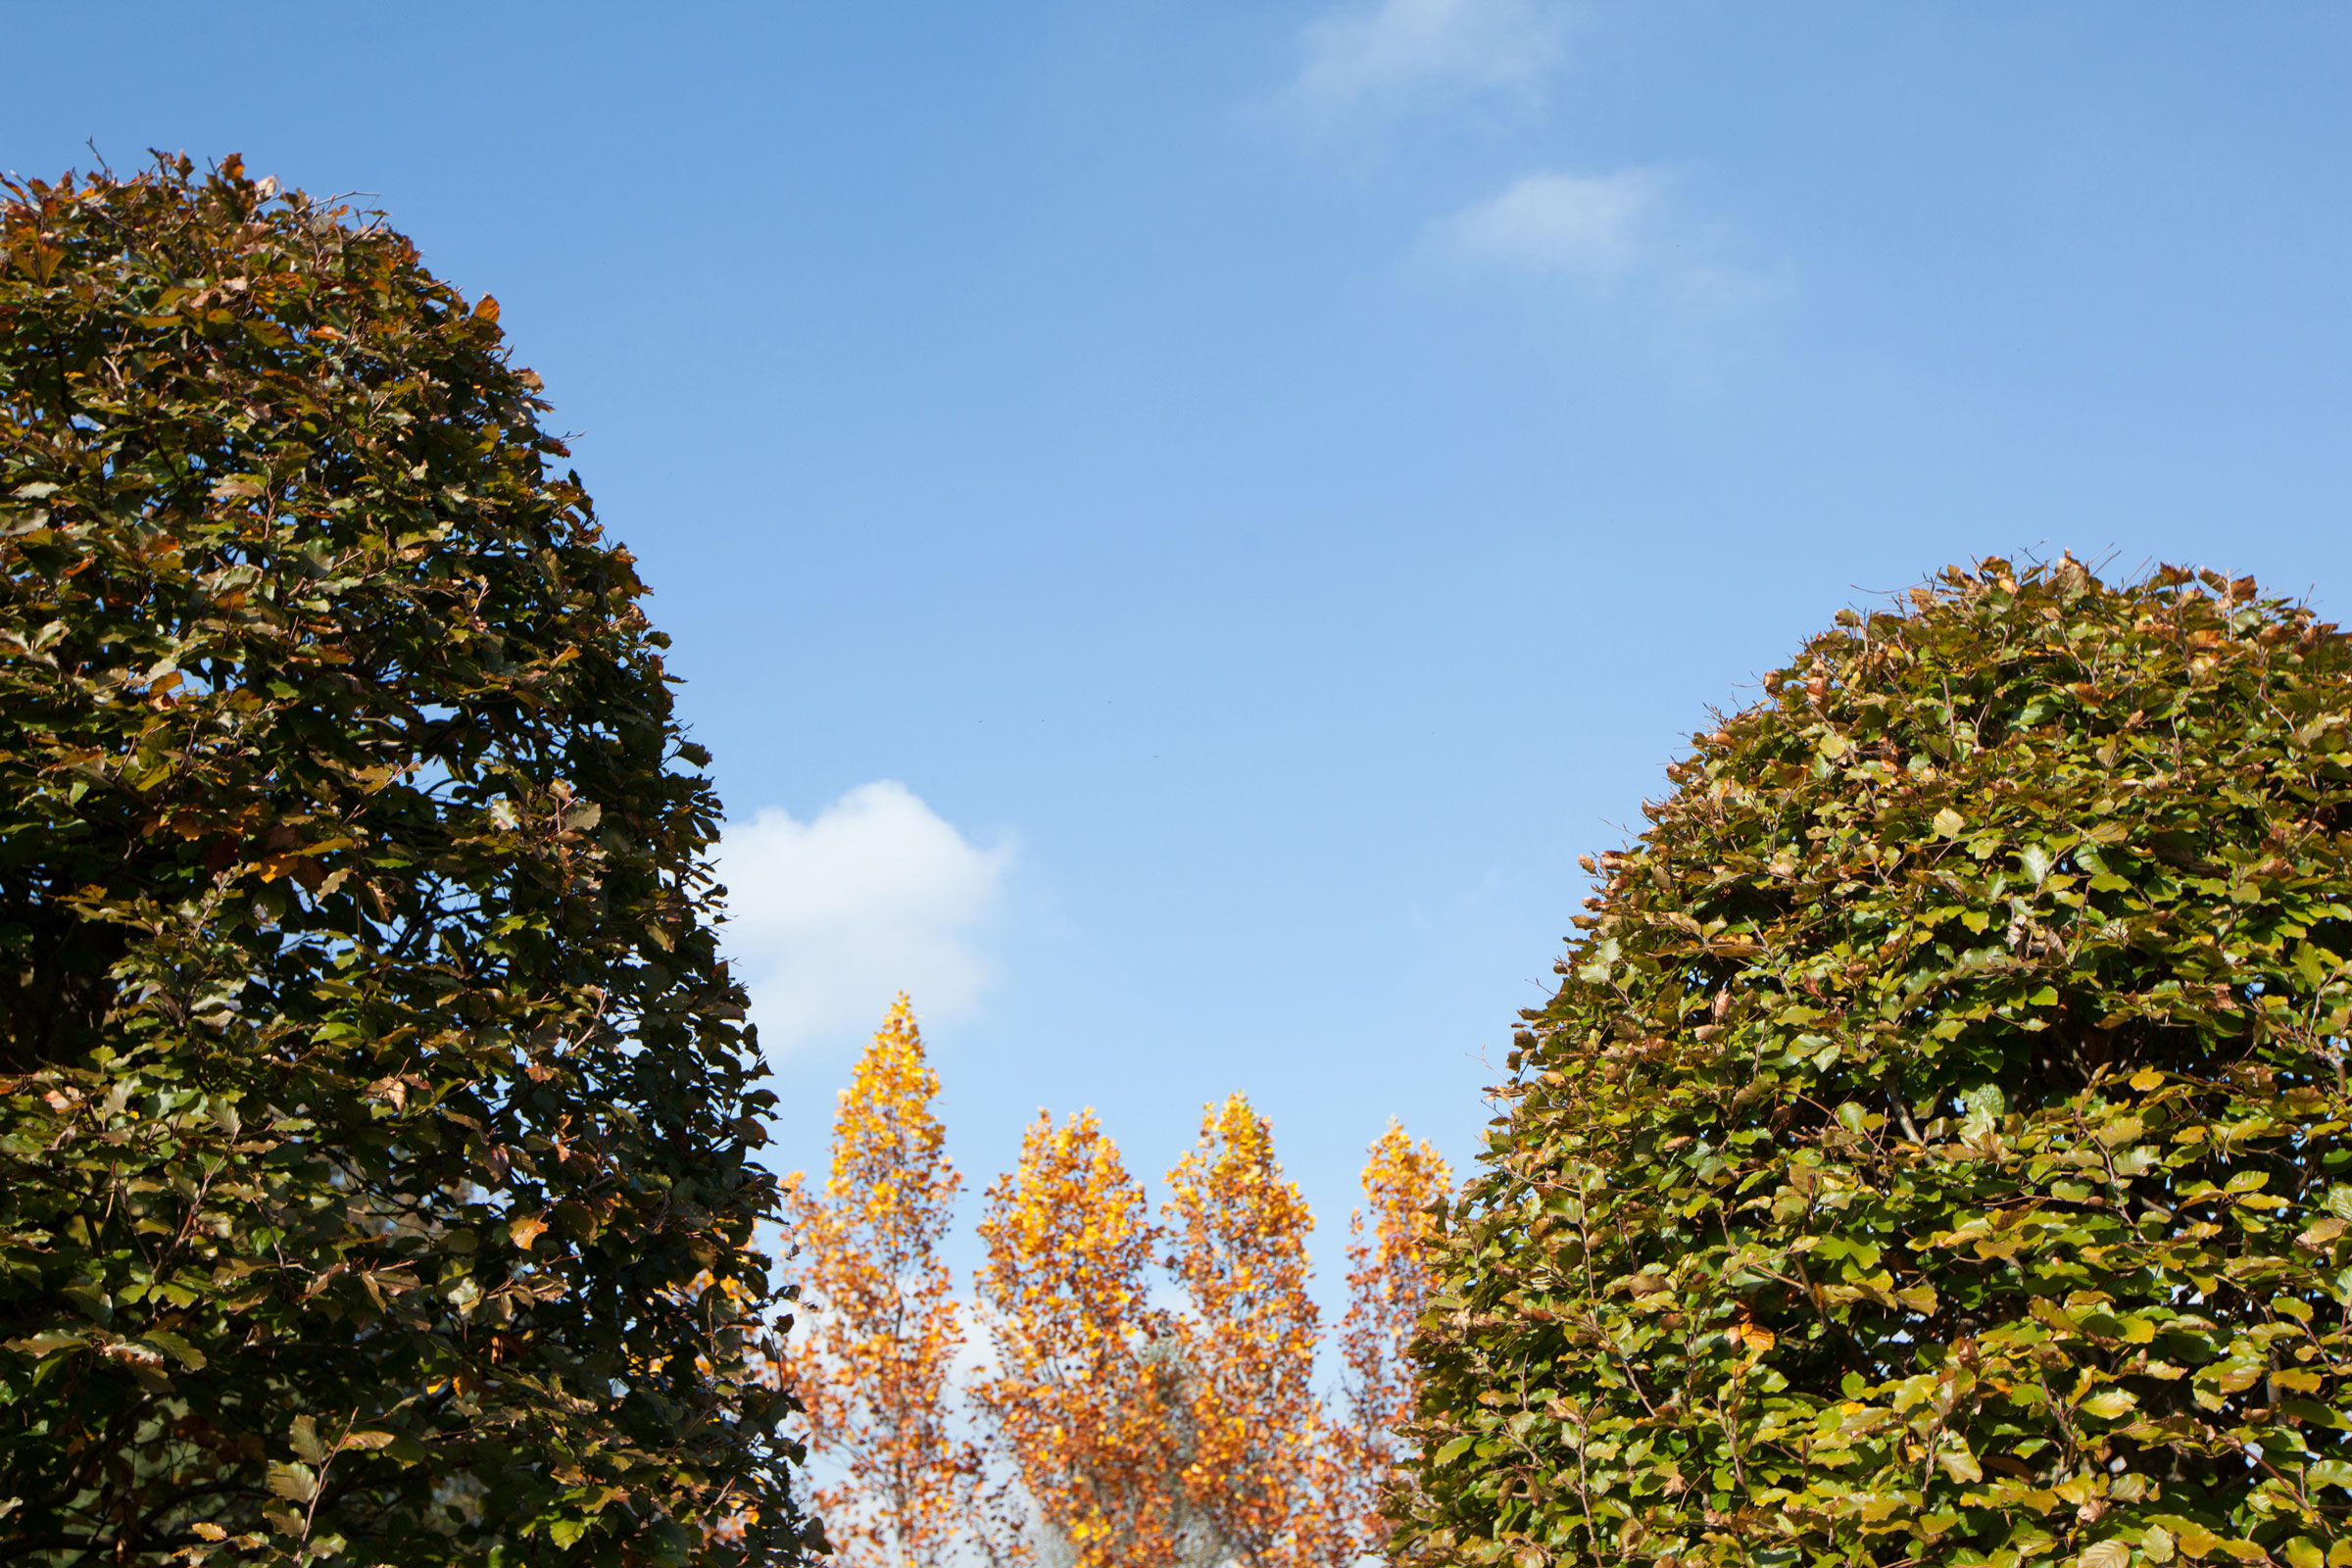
[1403,559,2352,1568]
[0,157,804,1564]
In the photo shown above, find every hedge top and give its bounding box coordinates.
[1403,558,2352,1568]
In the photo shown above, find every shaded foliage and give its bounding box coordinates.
[1402,559,2352,1567]
[0,157,806,1564]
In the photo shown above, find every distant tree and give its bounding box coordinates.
[0,156,804,1564]
[778,997,982,1566]
[975,1109,1189,1567]
[1333,1122,1451,1557]
[1162,1095,1336,1568]
[961,1095,1455,1568]
[1400,559,2352,1567]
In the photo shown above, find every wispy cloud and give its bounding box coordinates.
[1424,167,1788,367]
[1438,168,1663,275]
[714,781,1013,1057]
[1285,0,1570,121]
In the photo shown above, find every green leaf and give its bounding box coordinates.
[2306,1460,2352,1492]
[59,1285,110,1325]
[267,1461,318,1503]
[4,1331,86,1358]
[2080,1388,2136,1419]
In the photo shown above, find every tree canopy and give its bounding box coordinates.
[0,156,805,1565]
[1402,559,2352,1568]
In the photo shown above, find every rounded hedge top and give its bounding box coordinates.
[1402,559,2352,1568]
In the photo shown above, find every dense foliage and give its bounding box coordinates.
[0,157,806,1564]
[1402,559,2352,1568]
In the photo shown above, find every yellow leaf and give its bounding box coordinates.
[2175,1521,2223,1557]
[2212,1359,2265,1394]
[2081,1388,2137,1420]
[1895,1282,1938,1313]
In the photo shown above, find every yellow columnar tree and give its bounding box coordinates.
[1333,1122,1453,1556]
[778,997,977,1568]
[974,1109,1182,1567]
[1163,1095,1335,1568]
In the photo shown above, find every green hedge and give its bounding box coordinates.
[0,157,805,1565]
[1402,559,2352,1568]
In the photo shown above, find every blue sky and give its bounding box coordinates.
[11,3,2352,1300]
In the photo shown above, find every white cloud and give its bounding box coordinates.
[1289,0,1569,118]
[1424,167,1788,371]
[713,781,1013,1056]
[1438,168,1664,275]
